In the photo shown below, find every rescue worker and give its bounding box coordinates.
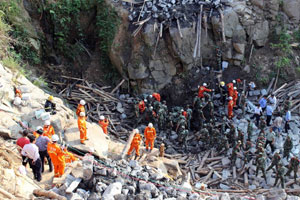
[152,92,161,102]
[256,153,267,182]
[227,80,235,97]
[283,136,293,159]
[247,119,254,141]
[63,145,77,163]
[208,99,214,118]
[240,92,246,116]
[33,126,43,138]
[144,123,156,151]
[232,87,238,107]
[47,134,65,177]
[138,99,146,114]
[186,105,193,130]
[285,156,300,183]
[228,96,234,119]
[76,100,86,117]
[14,86,22,98]
[78,112,87,144]
[274,163,285,188]
[267,151,281,171]
[43,120,55,138]
[198,83,212,98]
[99,115,109,135]
[127,129,142,158]
[243,140,252,163]
[44,95,56,115]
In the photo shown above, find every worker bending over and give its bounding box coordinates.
[44,95,56,115]
[127,129,142,158]
[198,83,212,98]
[99,115,109,135]
[63,145,77,163]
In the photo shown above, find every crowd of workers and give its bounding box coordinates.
[14,77,296,188]
[128,79,295,188]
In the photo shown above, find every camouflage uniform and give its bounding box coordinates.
[199,125,209,145]
[274,163,285,188]
[211,128,220,147]
[217,135,228,151]
[186,107,193,130]
[237,130,244,146]
[157,108,166,130]
[247,120,254,141]
[259,117,267,131]
[178,127,189,147]
[267,153,281,171]
[216,47,222,71]
[231,141,241,166]
[243,141,252,163]
[283,136,293,159]
[208,99,214,118]
[240,93,246,116]
[256,154,267,181]
[285,157,300,183]
[228,124,236,146]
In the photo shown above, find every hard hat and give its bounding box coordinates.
[203,83,207,87]
[88,147,95,153]
[229,96,233,100]
[181,109,184,112]
[144,99,147,102]
[80,112,85,117]
[150,106,153,110]
[36,126,43,131]
[238,140,241,144]
[133,129,139,134]
[48,96,54,101]
[233,87,237,90]
[44,120,50,126]
[80,100,86,105]
[149,95,153,98]
[220,81,225,86]
[198,85,200,88]
[148,123,153,128]
[52,134,59,142]
[232,80,236,83]
[100,115,105,120]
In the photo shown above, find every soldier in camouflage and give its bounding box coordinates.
[243,140,252,163]
[237,129,244,147]
[247,119,254,141]
[285,156,300,183]
[186,105,193,130]
[256,153,267,182]
[267,152,281,171]
[259,117,267,131]
[274,162,285,188]
[283,136,293,159]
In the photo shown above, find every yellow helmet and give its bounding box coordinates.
[48,96,54,101]
[220,81,225,86]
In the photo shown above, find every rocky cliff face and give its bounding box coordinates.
[109,0,300,93]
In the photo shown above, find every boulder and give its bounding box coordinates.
[252,21,269,47]
[282,0,300,23]
[64,119,108,158]
[267,188,287,200]
[102,182,122,200]
[233,43,246,54]
[220,193,231,200]
[287,196,300,200]
[251,0,264,9]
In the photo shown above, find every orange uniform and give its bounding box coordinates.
[182,111,187,119]
[33,131,40,138]
[64,149,77,163]
[76,104,85,117]
[99,119,109,134]
[15,89,22,98]
[228,100,234,119]
[78,116,87,144]
[43,125,55,138]
[198,86,212,98]
[144,127,156,150]
[127,133,142,156]
[138,100,146,113]
[47,142,65,177]
[152,93,161,102]
[233,89,238,107]
[227,83,234,97]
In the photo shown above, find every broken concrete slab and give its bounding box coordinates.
[64,119,108,158]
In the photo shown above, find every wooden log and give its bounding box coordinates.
[120,130,136,159]
[248,44,254,63]
[61,75,85,81]
[233,166,237,180]
[137,0,146,22]
[33,189,67,200]
[291,103,300,112]
[198,150,210,170]
[273,83,288,95]
[273,68,280,92]
[213,171,222,179]
[76,84,119,102]
[78,89,98,101]
[189,166,196,183]
[203,168,214,183]
[0,187,15,199]
[244,172,249,187]
[205,156,223,162]
[177,19,183,38]
[110,79,125,94]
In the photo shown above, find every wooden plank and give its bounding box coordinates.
[121,130,136,159]
[203,168,214,183]
[244,172,249,187]
[177,19,183,38]
[110,79,125,94]
[66,178,82,193]
[78,89,98,101]
[198,150,210,170]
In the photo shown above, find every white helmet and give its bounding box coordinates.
[44,120,50,126]
[203,83,207,87]
[100,115,105,120]
[232,80,236,84]
[52,134,59,142]
[181,109,184,112]
[133,129,139,134]
[198,85,200,88]
[80,112,85,117]
[88,147,95,153]
[148,123,153,128]
[229,96,233,100]
[36,126,43,131]
[80,100,86,105]
[144,99,147,103]
[149,95,153,98]
[233,87,237,90]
